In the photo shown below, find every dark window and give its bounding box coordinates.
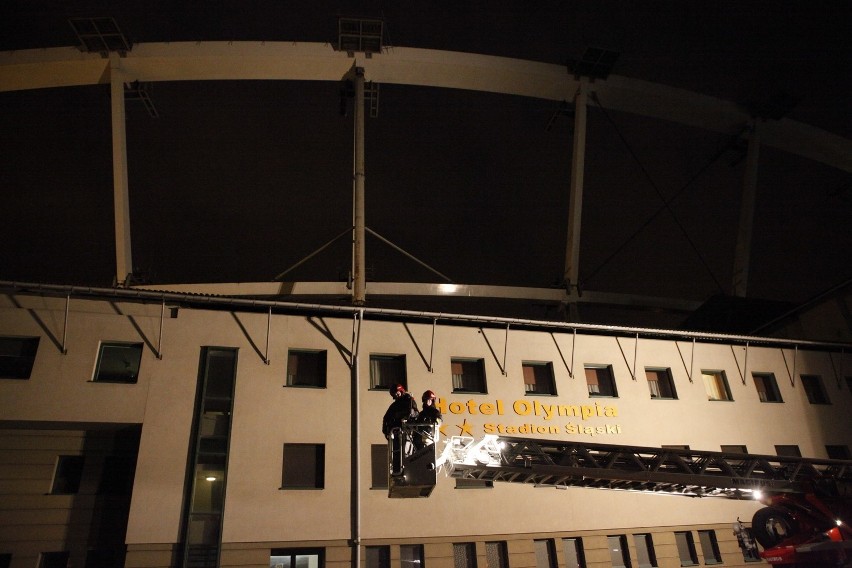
[801,374,830,404]
[607,535,631,568]
[633,533,656,568]
[453,543,477,568]
[286,350,327,388]
[646,368,676,399]
[523,361,556,395]
[753,373,783,402]
[269,548,324,568]
[282,444,324,488]
[84,548,124,568]
[0,336,40,379]
[51,456,84,494]
[585,366,617,397]
[701,370,732,401]
[366,546,390,568]
[674,531,697,566]
[775,445,801,457]
[721,445,748,454]
[451,358,486,393]
[97,455,136,495]
[562,538,586,568]
[369,354,406,390]
[39,552,70,568]
[455,478,493,489]
[534,539,557,568]
[698,530,722,565]
[826,445,851,459]
[485,541,508,568]
[93,342,142,383]
[371,444,388,488]
[0,554,11,568]
[400,545,424,568]
[738,527,762,562]
[662,445,690,450]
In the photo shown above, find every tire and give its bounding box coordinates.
[751,506,799,549]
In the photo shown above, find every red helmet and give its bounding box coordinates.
[422,390,436,403]
[389,383,405,398]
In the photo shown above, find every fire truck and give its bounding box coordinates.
[388,424,852,567]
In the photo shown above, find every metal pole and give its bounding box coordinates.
[563,81,588,292]
[157,300,164,360]
[351,310,363,568]
[353,67,367,305]
[732,120,760,297]
[61,295,70,355]
[109,54,133,286]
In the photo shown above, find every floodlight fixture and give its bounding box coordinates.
[69,17,132,57]
[338,17,384,57]
[567,46,620,80]
[124,81,159,118]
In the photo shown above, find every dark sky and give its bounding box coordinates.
[1,1,851,310]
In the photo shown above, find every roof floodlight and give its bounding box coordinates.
[567,46,620,80]
[69,17,132,57]
[338,17,384,57]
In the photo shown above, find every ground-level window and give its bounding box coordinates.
[281,444,324,488]
[607,535,630,568]
[400,545,424,568]
[453,543,477,568]
[646,368,677,399]
[485,541,508,568]
[701,370,732,401]
[775,445,801,457]
[371,444,388,488]
[826,445,851,459]
[93,342,143,383]
[451,358,487,393]
[697,530,722,565]
[369,354,406,390]
[561,538,585,568]
[753,372,783,402]
[270,549,323,568]
[522,361,556,395]
[585,365,617,397]
[0,336,40,379]
[674,531,698,566]
[50,455,84,494]
[801,374,830,404]
[366,546,390,568]
[534,539,557,568]
[633,533,657,567]
[286,350,327,388]
[39,552,70,568]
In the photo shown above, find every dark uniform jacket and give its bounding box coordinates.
[381,393,419,436]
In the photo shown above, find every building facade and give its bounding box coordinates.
[1,285,851,568]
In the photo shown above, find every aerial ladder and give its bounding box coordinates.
[388,423,852,567]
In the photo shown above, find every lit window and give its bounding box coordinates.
[674,531,698,566]
[401,545,424,568]
[39,552,70,568]
[775,445,801,457]
[534,539,556,568]
[826,445,851,460]
[698,530,722,565]
[645,368,677,399]
[633,533,657,568]
[585,366,617,397]
[451,358,487,393]
[371,444,388,489]
[485,541,508,568]
[801,374,830,404]
[752,373,782,402]
[0,336,40,379]
[93,342,142,383]
[701,370,732,401]
[269,549,323,568]
[607,535,630,568]
[523,361,556,395]
[561,538,586,568]
[281,444,324,489]
[50,455,84,494]
[453,543,477,568]
[286,350,327,388]
[369,354,406,390]
[366,546,390,568]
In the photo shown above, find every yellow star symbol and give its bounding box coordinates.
[439,424,448,438]
[456,419,474,436]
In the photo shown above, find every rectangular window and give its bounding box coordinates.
[645,368,676,399]
[674,532,697,566]
[826,445,851,460]
[39,552,70,568]
[400,545,424,568]
[93,342,142,383]
[281,444,324,489]
[451,358,487,393]
[369,354,406,390]
[633,533,656,567]
[585,366,617,397]
[701,370,732,401]
[97,454,136,495]
[775,445,801,457]
[561,538,586,568]
[662,445,690,450]
[0,553,10,568]
[453,543,477,568]
[366,546,390,568]
[753,373,783,402]
[801,374,830,404]
[534,539,557,568]
[522,361,556,395]
[697,530,722,565]
[371,444,388,488]
[455,478,493,489]
[721,445,748,454]
[286,350,327,388]
[50,455,84,494]
[269,549,323,568]
[607,535,630,568]
[0,336,40,379]
[737,527,762,562]
[485,541,508,568]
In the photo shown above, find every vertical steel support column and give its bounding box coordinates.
[732,120,760,297]
[110,54,133,286]
[350,310,364,568]
[563,81,589,292]
[353,67,367,305]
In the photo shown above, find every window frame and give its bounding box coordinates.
[285,349,327,388]
[606,535,631,568]
[400,545,424,568]
[697,530,722,565]
[485,541,509,568]
[370,444,388,489]
[0,335,40,379]
[50,455,84,495]
[269,548,324,568]
[534,539,557,568]
[92,341,143,384]
[584,365,618,398]
[281,443,325,489]
[775,445,802,457]
[522,360,557,395]
[39,551,70,568]
[645,367,677,399]
[561,537,586,568]
[674,531,698,567]
[451,357,487,394]
[826,445,851,460]
[752,372,783,403]
[368,353,407,391]
[801,374,830,404]
[701,369,733,401]
[453,542,477,568]
[365,546,390,568]
[633,533,657,568]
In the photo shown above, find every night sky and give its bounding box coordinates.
[1,2,851,313]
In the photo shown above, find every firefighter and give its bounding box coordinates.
[414,390,442,449]
[381,383,419,437]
